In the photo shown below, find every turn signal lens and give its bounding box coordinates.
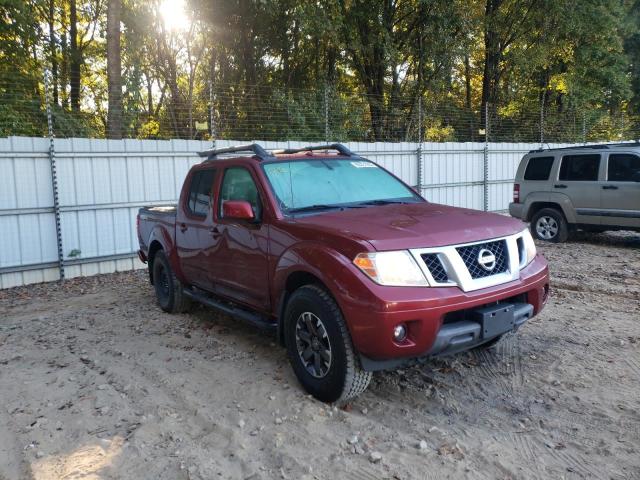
[353,251,429,287]
[521,228,537,266]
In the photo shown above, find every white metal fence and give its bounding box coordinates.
[0,136,573,289]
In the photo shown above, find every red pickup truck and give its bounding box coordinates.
[137,144,549,403]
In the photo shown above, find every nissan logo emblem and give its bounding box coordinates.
[477,248,496,271]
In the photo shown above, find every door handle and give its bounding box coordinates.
[602,185,619,190]
[554,184,568,189]
[180,223,188,233]
[209,226,222,238]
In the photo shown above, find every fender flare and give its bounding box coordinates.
[523,193,577,223]
[146,225,187,283]
[272,242,377,345]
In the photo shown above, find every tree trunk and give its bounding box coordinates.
[464,53,472,110]
[69,0,81,112]
[48,0,59,106]
[481,0,502,122]
[107,0,123,138]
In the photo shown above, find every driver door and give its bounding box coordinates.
[207,166,271,311]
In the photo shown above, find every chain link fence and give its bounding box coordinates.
[2,72,640,144]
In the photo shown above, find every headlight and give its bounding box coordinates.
[521,228,537,266]
[353,251,428,286]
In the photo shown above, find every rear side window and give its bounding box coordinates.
[187,169,216,217]
[608,154,640,181]
[524,156,554,180]
[559,154,600,181]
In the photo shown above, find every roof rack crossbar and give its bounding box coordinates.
[198,143,274,161]
[271,143,355,156]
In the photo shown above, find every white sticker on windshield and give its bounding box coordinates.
[350,161,376,168]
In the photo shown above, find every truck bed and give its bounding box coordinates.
[137,205,177,256]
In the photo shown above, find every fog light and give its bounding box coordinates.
[393,324,407,342]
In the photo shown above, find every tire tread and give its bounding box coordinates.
[300,285,372,404]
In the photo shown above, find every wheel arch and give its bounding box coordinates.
[147,240,164,285]
[276,270,331,346]
[526,201,568,222]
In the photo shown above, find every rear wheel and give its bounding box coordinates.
[152,250,192,313]
[531,208,569,243]
[284,285,371,404]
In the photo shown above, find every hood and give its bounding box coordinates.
[293,202,526,250]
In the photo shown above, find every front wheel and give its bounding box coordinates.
[531,208,569,243]
[284,285,372,404]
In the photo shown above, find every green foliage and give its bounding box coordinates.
[0,0,638,141]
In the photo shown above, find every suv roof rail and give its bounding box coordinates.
[271,143,355,156]
[528,141,640,154]
[198,143,274,161]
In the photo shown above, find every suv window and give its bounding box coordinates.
[187,169,216,217]
[524,156,554,180]
[219,167,261,218]
[559,154,600,181]
[608,154,640,181]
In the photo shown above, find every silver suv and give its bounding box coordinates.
[509,143,640,242]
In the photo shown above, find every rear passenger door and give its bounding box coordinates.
[176,167,218,289]
[557,154,602,226]
[600,153,640,228]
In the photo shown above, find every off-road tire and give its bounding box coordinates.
[152,250,192,313]
[531,208,569,243]
[284,285,372,404]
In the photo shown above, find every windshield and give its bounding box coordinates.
[262,158,422,213]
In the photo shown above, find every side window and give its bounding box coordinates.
[524,156,554,180]
[608,154,640,182]
[219,167,261,219]
[187,169,216,217]
[559,154,600,181]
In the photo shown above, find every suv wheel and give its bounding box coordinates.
[284,285,372,404]
[152,250,192,313]
[531,208,569,243]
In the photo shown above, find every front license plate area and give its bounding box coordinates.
[474,303,515,339]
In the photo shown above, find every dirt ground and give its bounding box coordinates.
[1,232,639,480]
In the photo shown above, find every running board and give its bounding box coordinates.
[183,289,276,332]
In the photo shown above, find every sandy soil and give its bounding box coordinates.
[1,232,639,480]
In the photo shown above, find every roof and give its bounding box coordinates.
[528,142,640,154]
[197,143,356,162]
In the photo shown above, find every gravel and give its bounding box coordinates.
[0,231,639,479]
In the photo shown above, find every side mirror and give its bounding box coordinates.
[222,200,255,220]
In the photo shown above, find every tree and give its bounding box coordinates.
[107,0,122,138]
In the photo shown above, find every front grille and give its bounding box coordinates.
[456,240,509,279]
[421,253,449,283]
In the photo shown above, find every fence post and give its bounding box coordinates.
[44,70,65,281]
[582,111,587,145]
[540,91,545,146]
[324,85,329,143]
[483,102,490,212]
[416,96,423,194]
[208,80,216,147]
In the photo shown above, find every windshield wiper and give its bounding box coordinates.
[357,199,411,206]
[287,204,344,214]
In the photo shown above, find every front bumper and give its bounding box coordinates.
[341,254,549,369]
[424,302,533,356]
